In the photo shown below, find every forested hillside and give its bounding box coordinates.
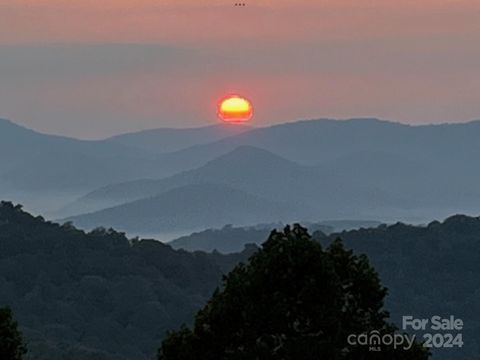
[2,201,480,359]
[315,216,480,360]
[0,202,254,360]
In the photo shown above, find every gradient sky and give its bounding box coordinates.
[1,0,480,138]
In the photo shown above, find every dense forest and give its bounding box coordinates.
[315,217,480,360]
[1,201,480,359]
[0,202,254,359]
[0,306,27,359]
[159,225,428,360]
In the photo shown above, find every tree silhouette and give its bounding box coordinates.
[158,224,428,360]
[0,307,27,360]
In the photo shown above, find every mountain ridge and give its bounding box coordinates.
[63,183,298,235]
[58,145,311,216]
[105,123,252,154]
[4,116,480,221]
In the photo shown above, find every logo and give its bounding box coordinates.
[347,331,416,351]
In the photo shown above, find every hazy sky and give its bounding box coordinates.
[1,0,480,138]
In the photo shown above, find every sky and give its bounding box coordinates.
[1,0,480,138]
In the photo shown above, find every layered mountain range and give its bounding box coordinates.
[2,117,480,236]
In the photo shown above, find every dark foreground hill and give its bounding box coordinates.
[0,202,255,360]
[315,215,480,360]
[2,202,480,359]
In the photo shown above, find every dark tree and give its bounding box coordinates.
[0,307,27,360]
[158,225,428,360]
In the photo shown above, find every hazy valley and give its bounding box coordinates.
[2,117,480,237]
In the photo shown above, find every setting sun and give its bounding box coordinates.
[217,95,253,123]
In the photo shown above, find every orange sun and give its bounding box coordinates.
[217,94,253,124]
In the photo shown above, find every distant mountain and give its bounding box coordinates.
[62,145,407,221]
[60,146,322,216]
[143,118,480,192]
[105,124,251,154]
[62,118,480,227]
[169,226,276,254]
[165,117,480,166]
[0,201,255,360]
[168,220,381,253]
[64,183,297,235]
[0,119,250,214]
[6,117,480,222]
[0,118,155,192]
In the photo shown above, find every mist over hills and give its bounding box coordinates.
[61,146,324,216]
[63,183,296,236]
[3,116,480,228]
[168,220,382,253]
[0,119,251,214]
[0,119,253,214]
[64,119,480,234]
[63,145,399,234]
[0,118,158,211]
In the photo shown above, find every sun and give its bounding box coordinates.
[217,94,253,124]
